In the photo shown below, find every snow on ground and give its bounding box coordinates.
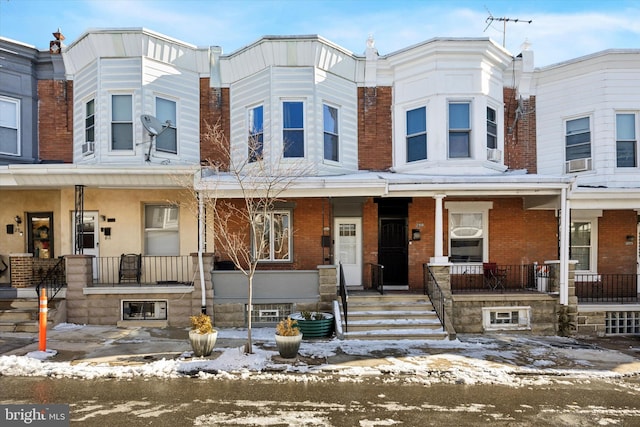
[0,324,639,387]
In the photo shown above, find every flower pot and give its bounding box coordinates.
[189,329,218,357]
[275,333,302,358]
[290,312,334,338]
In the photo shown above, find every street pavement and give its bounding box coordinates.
[1,324,640,374]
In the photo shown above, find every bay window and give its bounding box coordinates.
[111,94,133,150]
[155,97,177,154]
[283,101,304,158]
[0,96,20,155]
[248,105,264,162]
[449,102,471,158]
[616,113,637,168]
[323,104,339,162]
[406,106,427,162]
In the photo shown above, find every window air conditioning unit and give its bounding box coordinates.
[82,141,95,154]
[565,157,592,173]
[487,148,502,162]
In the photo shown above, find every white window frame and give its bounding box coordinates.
[448,101,471,159]
[570,210,600,274]
[406,106,427,162]
[282,100,305,158]
[0,95,20,156]
[616,112,637,168]
[144,204,179,256]
[111,94,134,151]
[445,201,492,264]
[155,96,177,155]
[565,115,591,161]
[83,98,95,155]
[482,306,531,331]
[486,106,497,149]
[248,104,264,163]
[253,210,292,262]
[323,103,340,163]
[122,300,168,321]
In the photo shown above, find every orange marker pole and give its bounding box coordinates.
[38,291,47,351]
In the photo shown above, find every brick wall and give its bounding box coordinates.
[504,87,537,173]
[358,87,392,171]
[9,254,33,288]
[597,210,637,274]
[38,80,73,163]
[200,78,230,167]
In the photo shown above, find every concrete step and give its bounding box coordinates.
[0,321,39,333]
[338,293,447,340]
[0,309,35,322]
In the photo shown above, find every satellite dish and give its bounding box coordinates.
[141,114,163,136]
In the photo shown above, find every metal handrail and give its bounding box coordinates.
[35,257,66,300]
[338,262,348,332]
[423,264,445,326]
[369,263,384,295]
[575,273,639,304]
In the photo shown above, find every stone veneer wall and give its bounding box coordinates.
[65,253,214,327]
[212,265,338,327]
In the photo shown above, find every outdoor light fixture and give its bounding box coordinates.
[14,215,23,236]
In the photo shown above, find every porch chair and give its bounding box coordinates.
[119,253,142,284]
[483,262,506,290]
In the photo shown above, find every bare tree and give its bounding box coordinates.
[195,122,308,354]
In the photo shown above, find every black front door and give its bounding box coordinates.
[378,218,408,287]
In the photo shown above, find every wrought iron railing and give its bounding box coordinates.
[576,273,639,304]
[92,255,194,286]
[35,257,66,300]
[369,263,384,295]
[338,262,348,332]
[450,263,543,292]
[423,264,445,326]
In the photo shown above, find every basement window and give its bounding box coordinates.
[247,303,293,326]
[122,300,167,321]
[606,311,640,335]
[482,306,531,331]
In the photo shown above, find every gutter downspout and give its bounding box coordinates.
[198,192,206,313]
[559,186,570,305]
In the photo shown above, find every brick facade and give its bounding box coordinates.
[200,78,230,168]
[503,87,537,173]
[358,87,392,171]
[37,80,73,163]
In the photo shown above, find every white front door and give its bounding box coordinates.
[72,211,100,279]
[334,217,362,287]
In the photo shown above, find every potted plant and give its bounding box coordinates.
[188,313,218,357]
[290,310,335,338]
[275,317,302,358]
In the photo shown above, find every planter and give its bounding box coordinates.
[189,329,218,357]
[275,333,302,358]
[290,312,334,338]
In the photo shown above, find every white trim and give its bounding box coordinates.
[445,201,493,263]
[482,306,531,331]
[0,96,20,156]
[84,286,193,295]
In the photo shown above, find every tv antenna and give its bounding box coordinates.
[140,114,171,162]
[484,8,532,47]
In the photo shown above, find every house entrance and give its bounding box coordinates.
[377,199,409,287]
[334,217,362,287]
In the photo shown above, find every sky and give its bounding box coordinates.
[0,0,639,67]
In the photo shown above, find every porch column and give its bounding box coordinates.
[430,194,448,264]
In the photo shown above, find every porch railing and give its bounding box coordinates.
[423,264,445,326]
[369,263,384,295]
[92,255,194,286]
[35,257,66,300]
[576,273,639,304]
[450,263,542,292]
[338,262,348,332]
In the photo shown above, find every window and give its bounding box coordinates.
[248,105,264,162]
[449,102,470,158]
[616,113,636,167]
[83,99,95,155]
[123,300,167,321]
[111,94,133,150]
[570,221,592,271]
[254,211,291,261]
[487,107,497,149]
[482,307,531,331]
[155,97,177,154]
[323,104,339,162]
[283,101,304,158]
[449,213,483,263]
[144,205,179,255]
[406,107,427,162]
[0,96,20,155]
[565,117,591,161]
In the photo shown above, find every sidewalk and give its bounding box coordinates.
[1,323,640,382]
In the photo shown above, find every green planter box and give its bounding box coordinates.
[290,312,334,338]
